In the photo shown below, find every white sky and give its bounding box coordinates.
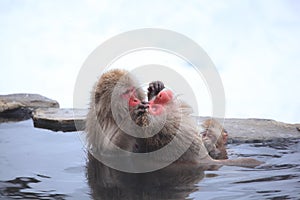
[0,0,299,123]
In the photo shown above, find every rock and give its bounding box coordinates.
[0,93,59,122]
[32,108,87,132]
[31,109,300,142]
[197,117,300,143]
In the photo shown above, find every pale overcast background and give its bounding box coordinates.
[0,0,299,123]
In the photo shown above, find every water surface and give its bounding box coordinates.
[0,120,299,199]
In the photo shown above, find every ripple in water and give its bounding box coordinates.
[0,120,299,199]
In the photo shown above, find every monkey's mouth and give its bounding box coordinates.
[133,112,150,127]
[129,103,150,127]
[130,99,166,127]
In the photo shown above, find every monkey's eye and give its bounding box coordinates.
[201,129,209,137]
[124,89,131,95]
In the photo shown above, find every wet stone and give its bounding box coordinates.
[197,117,300,143]
[0,93,59,122]
[31,109,300,142]
[32,108,87,132]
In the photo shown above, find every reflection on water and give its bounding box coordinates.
[86,153,205,200]
[0,120,300,200]
[85,138,300,200]
[0,177,67,199]
[233,174,299,184]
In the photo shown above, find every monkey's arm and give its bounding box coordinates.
[147,81,165,101]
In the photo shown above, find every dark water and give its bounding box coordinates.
[0,120,299,200]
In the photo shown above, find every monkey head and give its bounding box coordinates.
[92,69,145,121]
[201,119,228,159]
[201,119,228,146]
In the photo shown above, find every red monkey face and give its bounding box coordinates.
[149,90,173,115]
[129,96,141,107]
[120,87,141,108]
[153,90,173,105]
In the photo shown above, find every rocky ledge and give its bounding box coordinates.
[0,93,59,122]
[14,110,300,141]
[32,108,86,132]
[0,93,299,141]
[197,117,300,143]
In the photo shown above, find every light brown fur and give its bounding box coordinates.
[201,119,228,160]
[134,90,262,168]
[86,152,205,200]
[85,70,263,199]
[86,70,263,168]
[85,69,145,153]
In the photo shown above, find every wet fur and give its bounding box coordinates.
[85,69,145,153]
[134,92,262,167]
[201,119,228,159]
[86,70,263,168]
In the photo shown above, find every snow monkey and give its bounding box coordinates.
[85,69,263,168]
[201,119,228,160]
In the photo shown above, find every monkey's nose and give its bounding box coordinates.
[137,103,149,109]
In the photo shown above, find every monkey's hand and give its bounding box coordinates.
[147,81,165,101]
